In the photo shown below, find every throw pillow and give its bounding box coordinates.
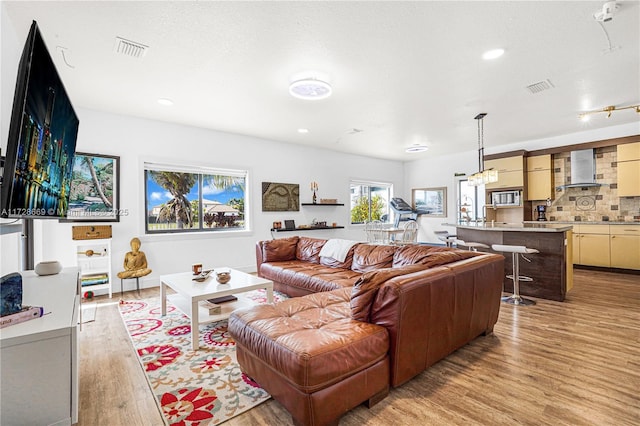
[261,236,299,262]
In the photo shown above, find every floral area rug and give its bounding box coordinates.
[119,289,288,425]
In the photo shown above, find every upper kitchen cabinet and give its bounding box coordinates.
[526,154,553,201]
[617,142,640,196]
[485,155,525,189]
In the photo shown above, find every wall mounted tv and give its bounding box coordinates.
[0,21,79,219]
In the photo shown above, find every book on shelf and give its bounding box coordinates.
[201,301,222,315]
[207,295,238,304]
[81,274,109,286]
[0,306,44,329]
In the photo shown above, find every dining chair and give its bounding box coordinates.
[394,220,418,245]
[365,220,386,244]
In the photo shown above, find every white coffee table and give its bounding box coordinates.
[160,268,273,350]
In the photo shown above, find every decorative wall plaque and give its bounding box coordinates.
[262,182,299,212]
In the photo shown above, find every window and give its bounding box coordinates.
[350,181,392,224]
[457,178,485,222]
[144,162,248,234]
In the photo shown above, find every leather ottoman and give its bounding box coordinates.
[229,288,390,426]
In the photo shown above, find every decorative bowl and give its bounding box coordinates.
[216,271,231,284]
[35,260,62,276]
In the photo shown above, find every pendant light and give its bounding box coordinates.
[468,113,498,186]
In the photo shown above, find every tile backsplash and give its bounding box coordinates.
[546,146,640,222]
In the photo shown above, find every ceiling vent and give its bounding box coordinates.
[113,37,148,59]
[526,79,554,94]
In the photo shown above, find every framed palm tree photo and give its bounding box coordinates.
[63,152,120,222]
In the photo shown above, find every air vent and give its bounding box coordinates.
[113,37,148,59]
[526,79,554,94]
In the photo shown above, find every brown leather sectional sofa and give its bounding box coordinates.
[229,236,505,425]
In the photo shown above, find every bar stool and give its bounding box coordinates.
[436,233,457,247]
[491,244,539,306]
[454,239,490,252]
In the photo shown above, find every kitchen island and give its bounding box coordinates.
[444,222,573,301]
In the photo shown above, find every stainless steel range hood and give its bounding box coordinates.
[557,149,604,190]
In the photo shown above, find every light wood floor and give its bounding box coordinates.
[78,269,640,425]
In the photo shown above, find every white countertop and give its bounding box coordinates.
[443,222,573,232]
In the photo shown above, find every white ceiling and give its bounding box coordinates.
[3,1,640,161]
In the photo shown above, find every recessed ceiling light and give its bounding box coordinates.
[406,144,429,153]
[157,98,173,106]
[298,128,309,134]
[289,78,332,100]
[482,48,505,60]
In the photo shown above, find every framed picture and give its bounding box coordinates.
[63,152,120,222]
[262,182,299,212]
[284,220,296,230]
[412,187,447,217]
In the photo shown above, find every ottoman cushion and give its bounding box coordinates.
[229,288,389,393]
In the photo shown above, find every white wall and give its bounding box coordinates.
[404,121,640,242]
[0,5,404,287]
[3,107,404,291]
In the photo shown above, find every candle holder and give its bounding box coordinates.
[311,181,318,204]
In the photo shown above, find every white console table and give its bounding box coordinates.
[1,268,80,425]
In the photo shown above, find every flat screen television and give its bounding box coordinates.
[0,21,79,219]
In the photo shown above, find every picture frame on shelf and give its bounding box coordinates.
[62,152,120,222]
[284,220,296,230]
[412,187,447,217]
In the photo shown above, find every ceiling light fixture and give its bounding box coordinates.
[578,104,640,121]
[157,98,174,106]
[468,113,498,187]
[297,128,309,134]
[482,48,505,60]
[289,71,332,100]
[289,78,332,100]
[405,144,429,153]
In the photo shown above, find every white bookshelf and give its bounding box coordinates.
[75,238,112,298]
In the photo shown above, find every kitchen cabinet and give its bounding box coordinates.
[485,155,524,189]
[572,232,581,265]
[617,142,640,196]
[618,141,640,161]
[610,225,640,269]
[526,154,553,201]
[573,224,610,267]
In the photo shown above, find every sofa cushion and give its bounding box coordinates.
[296,237,326,264]
[350,265,427,322]
[392,245,477,268]
[229,288,389,393]
[351,244,397,273]
[320,243,359,269]
[261,236,299,262]
[261,260,362,293]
